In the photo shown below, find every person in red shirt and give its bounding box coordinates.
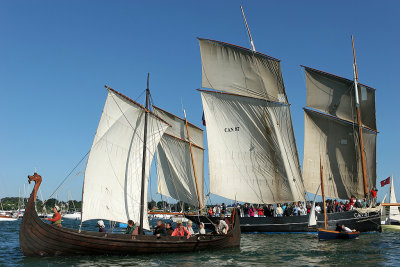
[370,187,378,206]
[208,207,213,216]
[257,205,264,217]
[171,221,191,239]
[45,205,62,227]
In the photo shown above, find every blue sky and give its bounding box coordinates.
[0,1,398,204]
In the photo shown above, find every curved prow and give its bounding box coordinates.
[27,172,42,202]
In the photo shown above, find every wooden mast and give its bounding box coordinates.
[240,5,256,52]
[320,157,328,230]
[351,35,369,196]
[139,73,150,235]
[183,109,203,214]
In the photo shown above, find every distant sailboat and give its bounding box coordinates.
[382,175,400,231]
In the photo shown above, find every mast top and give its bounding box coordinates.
[240,5,256,52]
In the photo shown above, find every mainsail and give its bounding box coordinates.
[153,106,204,208]
[81,88,169,230]
[199,38,305,204]
[302,66,377,199]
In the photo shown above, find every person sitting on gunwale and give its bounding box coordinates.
[341,225,356,233]
[171,221,191,238]
[125,220,137,234]
[45,205,62,227]
[153,220,167,237]
[165,222,174,236]
[335,223,342,232]
[97,220,106,233]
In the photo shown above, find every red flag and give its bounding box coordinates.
[380,177,391,187]
[202,112,206,126]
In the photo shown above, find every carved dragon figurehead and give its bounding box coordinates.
[27,172,42,202]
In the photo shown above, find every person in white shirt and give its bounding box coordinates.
[199,222,206,235]
[315,204,321,214]
[342,225,356,233]
[215,219,229,234]
[187,220,195,235]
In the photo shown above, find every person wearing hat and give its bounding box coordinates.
[199,222,206,235]
[45,205,62,227]
[171,220,191,238]
[97,220,106,233]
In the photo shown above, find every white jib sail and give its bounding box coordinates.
[308,185,320,227]
[81,89,169,230]
[389,177,400,222]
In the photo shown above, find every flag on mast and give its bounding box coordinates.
[381,177,391,187]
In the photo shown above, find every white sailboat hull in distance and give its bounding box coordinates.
[0,216,18,221]
[62,212,81,220]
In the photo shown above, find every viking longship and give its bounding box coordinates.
[187,12,381,232]
[19,80,240,257]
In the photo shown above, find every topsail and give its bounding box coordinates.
[81,88,169,230]
[199,38,305,204]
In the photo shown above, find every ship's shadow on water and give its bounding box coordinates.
[2,220,400,266]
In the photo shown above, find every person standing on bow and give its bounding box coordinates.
[45,205,62,227]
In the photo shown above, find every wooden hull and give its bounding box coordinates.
[187,210,381,233]
[317,229,360,240]
[20,181,241,257]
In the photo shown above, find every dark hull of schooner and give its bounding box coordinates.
[186,210,381,233]
[19,175,241,257]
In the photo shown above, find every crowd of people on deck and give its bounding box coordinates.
[205,187,379,218]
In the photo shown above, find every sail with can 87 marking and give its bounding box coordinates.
[199,38,305,204]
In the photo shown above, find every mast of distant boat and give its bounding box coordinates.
[139,73,150,235]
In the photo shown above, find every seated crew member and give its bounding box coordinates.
[335,223,342,232]
[171,221,191,239]
[199,222,206,235]
[165,222,174,236]
[125,220,137,234]
[220,214,231,230]
[187,220,195,235]
[97,220,106,233]
[153,220,167,237]
[215,219,229,235]
[45,205,62,227]
[341,225,356,233]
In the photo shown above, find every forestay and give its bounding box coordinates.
[201,91,305,204]
[199,38,288,103]
[153,107,204,208]
[81,89,169,230]
[304,67,376,130]
[302,109,376,199]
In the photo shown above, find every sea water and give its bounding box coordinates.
[1,219,399,266]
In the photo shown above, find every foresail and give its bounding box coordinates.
[201,90,305,204]
[81,89,169,230]
[199,38,288,103]
[153,106,204,208]
[303,109,366,199]
[304,66,376,130]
